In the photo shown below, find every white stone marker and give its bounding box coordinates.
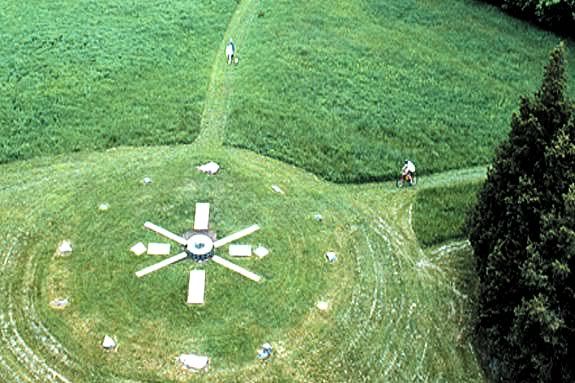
[102,335,116,350]
[253,246,269,258]
[194,202,210,231]
[50,297,70,309]
[187,270,206,305]
[196,162,220,175]
[229,244,252,257]
[325,251,337,263]
[147,243,171,256]
[58,241,72,255]
[179,353,209,371]
[130,242,147,256]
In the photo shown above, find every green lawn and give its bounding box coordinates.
[0,146,485,382]
[1,0,571,381]
[3,0,574,181]
[0,0,236,163]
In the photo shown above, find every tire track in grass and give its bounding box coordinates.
[430,240,470,259]
[0,353,30,383]
[329,201,414,381]
[0,165,147,383]
[368,208,419,381]
[341,226,384,350]
[195,0,261,149]
[378,221,429,378]
[0,235,42,383]
[22,245,79,372]
[0,223,74,383]
[392,193,479,380]
[350,185,481,381]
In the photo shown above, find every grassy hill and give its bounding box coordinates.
[225,0,575,182]
[413,181,482,247]
[1,0,572,381]
[0,146,485,382]
[2,0,574,181]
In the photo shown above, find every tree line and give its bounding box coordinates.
[480,0,574,37]
[469,43,574,382]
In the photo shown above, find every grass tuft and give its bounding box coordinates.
[413,181,482,247]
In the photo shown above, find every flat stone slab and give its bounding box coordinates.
[102,335,116,350]
[49,297,70,309]
[257,343,273,360]
[58,240,72,255]
[271,185,284,194]
[147,243,171,256]
[229,244,252,257]
[196,161,220,175]
[130,242,147,256]
[194,202,210,231]
[187,270,206,305]
[213,224,260,248]
[325,251,337,263]
[179,353,209,371]
[253,246,269,258]
[135,252,187,278]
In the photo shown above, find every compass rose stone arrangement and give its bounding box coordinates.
[134,202,262,305]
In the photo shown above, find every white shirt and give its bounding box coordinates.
[403,161,415,174]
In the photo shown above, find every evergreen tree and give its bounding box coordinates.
[469,43,575,382]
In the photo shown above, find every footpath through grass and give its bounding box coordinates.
[225,0,575,182]
[0,0,236,163]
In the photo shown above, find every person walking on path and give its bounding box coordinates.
[226,38,236,64]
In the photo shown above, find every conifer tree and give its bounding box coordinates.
[468,43,575,382]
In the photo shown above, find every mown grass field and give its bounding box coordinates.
[225,0,575,182]
[0,146,485,382]
[0,0,571,381]
[0,0,236,163]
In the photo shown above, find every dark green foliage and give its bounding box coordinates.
[480,0,575,37]
[469,43,575,382]
[413,182,481,247]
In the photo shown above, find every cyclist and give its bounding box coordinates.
[401,160,416,185]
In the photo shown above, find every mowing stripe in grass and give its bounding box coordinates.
[196,0,261,149]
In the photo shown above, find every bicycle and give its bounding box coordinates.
[396,172,416,188]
